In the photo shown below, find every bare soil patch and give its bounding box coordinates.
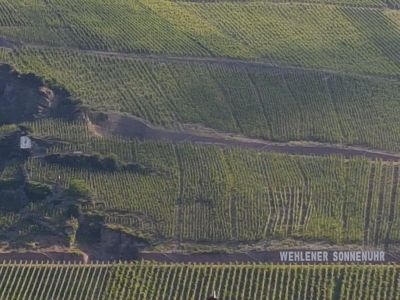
[95,113,400,161]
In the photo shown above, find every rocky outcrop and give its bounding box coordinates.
[0,64,81,125]
[100,227,149,260]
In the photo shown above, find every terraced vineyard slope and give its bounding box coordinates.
[0,0,400,76]
[1,48,399,151]
[1,119,394,249]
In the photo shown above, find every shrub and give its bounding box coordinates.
[45,153,122,171]
[67,179,91,199]
[65,217,79,247]
[66,203,81,218]
[24,181,52,201]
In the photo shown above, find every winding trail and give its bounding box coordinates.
[96,113,400,161]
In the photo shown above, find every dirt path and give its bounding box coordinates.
[95,113,400,162]
[0,38,398,83]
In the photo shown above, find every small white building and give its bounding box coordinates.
[20,136,32,150]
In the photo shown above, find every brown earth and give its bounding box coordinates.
[95,112,400,161]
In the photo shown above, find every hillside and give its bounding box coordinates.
[0,0,399,74]
[0,48,399,152]
[0,0,399,297]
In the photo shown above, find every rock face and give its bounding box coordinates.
[0,65,51,124]
[100,227,149,260]
[0,64,80,125]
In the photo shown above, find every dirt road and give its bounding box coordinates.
[96,113,400,161]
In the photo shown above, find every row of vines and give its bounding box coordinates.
[0,262,398,299]
[20,120,400,246]
[2,48,400,151]
[0,0,399,77]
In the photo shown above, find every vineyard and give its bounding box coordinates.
[0,1,399,76]
[0,0,400,154]
[0,262,398,299]
[171,0,400,9]
[6,119,395,247]
[0,0,399,292]
[0,48,399,152]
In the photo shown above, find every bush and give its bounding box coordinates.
[65,217,79,247]
[67,179,91,199]
[89,111,108,123]
[66,203,81,218]
[24,181,52,201]
[45,153,121,171]
[101,153,120,170]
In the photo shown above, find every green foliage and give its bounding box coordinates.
[24,131,400,245]
[0,262,398,299]
[0,0,399,77]
[67,179,91,199]
[0,124,18,135]
[173,0,385,5]
[0,212,20,232]
[45,153,121,171]
[7,48,400,152]
[65,217,79,247]
[0,0,399,255]
[44,152,158,175]
[24,181,51,201]
[66,204,81,219]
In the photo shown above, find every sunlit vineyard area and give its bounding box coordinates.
[0,0,400,296]
[0,0,399,76]
[9,119,396,248]
[0,262,399,299]
[0,48,399,151]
